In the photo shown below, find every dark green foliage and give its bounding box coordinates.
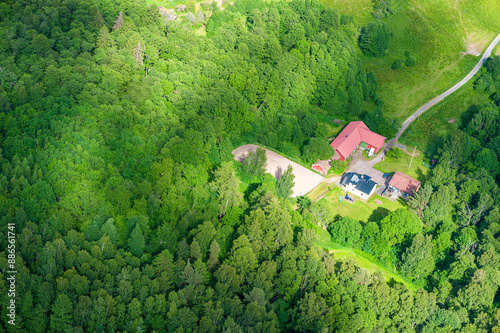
[400,234,435,281]
[405,57,416,67]
[329,216,362,246]
[391,59,402,70]
[276,165,295,198]
[359,21,392,57]
[329,159,347,174]
[302,138,335,164]
[408,183,433,219]
[2,0,500,331]
[242,147,267,179]
[386,147,404,159]
[129,224,145,257]
[362,107,400,139]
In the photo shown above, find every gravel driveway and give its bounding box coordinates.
[347,151,386,186]
[232,144,324,197]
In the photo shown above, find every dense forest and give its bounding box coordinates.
[0,0,499,331]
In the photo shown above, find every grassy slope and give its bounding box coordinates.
[310,184,407,222]
[373,148,429,181]
[310,221,418,291]
[322,0,500,121]
[400,78,490,156]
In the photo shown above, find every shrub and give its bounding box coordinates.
[405,57,416,67]
[391,59,402,70]
[329,160,347,175]
[358,21,391,57]
[387,147,404,159]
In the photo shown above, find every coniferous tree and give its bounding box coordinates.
[359,21,391,57]
[113,11,124,30]
[129,224,145,257]
[276,165,295,198]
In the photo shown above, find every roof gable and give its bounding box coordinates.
[330,121,385,158]
[340,172,377,195]
[389,172,421,195]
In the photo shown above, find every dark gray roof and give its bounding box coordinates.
[341,172,377,195]
[355,179,377,195]
[340,172,356,186]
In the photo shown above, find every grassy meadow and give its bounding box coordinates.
[400,78,491,156]
[373,147,430,181]
[308,184,407,222]
[322,0,500,122]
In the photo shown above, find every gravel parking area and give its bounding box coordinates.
[232,144,324,197]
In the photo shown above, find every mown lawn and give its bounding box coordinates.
[321,0,500,121]
[373,149,429,181]
[315,185,408,222]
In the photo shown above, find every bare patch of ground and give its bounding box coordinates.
[232,144,324,197]
[448,118,455,123]
[195,25,206,36]
[463,41,482,56]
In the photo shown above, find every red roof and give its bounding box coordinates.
[389,172,421,195]
[330,121,385,158]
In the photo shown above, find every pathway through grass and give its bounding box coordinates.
[328,248,418,292]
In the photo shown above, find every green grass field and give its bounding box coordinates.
[400,77,491,156]
[329,249,418,291]
[373,148,429,181]
[304,218,418,291]
[314,185,408,222]
[322,0,500,122]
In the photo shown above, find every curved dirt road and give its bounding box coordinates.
[387,33,500,150]
[232,144,324,197]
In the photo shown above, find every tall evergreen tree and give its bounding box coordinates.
[129,224,145,257]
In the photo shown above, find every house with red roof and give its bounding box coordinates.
[330,121,385,161]
[388,172,421,197]
[311,160,331,176]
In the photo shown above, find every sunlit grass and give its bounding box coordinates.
[321,0,500,122]
[373,149,429,181]
[329,248,419,291]
[400,77,491,156]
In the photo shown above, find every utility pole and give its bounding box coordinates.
[409,146,416,169]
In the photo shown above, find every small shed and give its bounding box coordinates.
[311,160,331,176]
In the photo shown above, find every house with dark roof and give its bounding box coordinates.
[340,172,377,200]
[330,121,385,161]
[388,172,421,197]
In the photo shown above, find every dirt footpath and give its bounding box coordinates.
[232,144,324,197]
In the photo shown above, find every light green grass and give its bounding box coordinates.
[322,0,500,122]
[321,0,374,25]
[319,186,407,222]
[308,182,332,201]
[306,217,418,291]
[400,77,491,156]
[329,248,418,291]
[373,149,429,181]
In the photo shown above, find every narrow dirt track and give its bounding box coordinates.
[232,144,324,197]
[386,33,500,151]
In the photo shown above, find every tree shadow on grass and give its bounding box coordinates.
[367,207,390,222]
[415,167,427,183]
[460,104,481,130]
